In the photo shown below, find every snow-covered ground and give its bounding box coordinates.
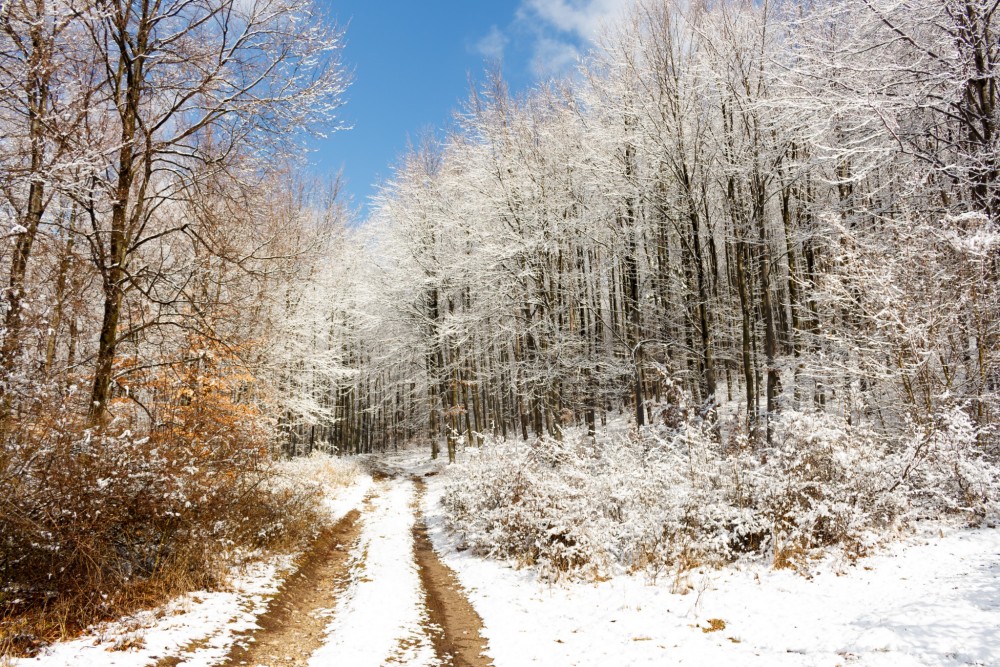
[310,478,437,667]
[13,451,1000,666]
[422,466,1000,667]
[11,468,448,667]
[11,556,292,667]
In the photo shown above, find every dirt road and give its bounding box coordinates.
[412,479,492,667]
[215,476,492,667]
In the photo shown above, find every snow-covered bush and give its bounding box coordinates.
[0,371,330,654]
[892,406,1000,520]
[441,402,1000,582]
[442,422,757,582]
[751,412,905,567]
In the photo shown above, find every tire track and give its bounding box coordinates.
[218,507,363,667]
[216,469,494,667]
[412,478,494,667]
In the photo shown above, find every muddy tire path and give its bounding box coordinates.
[220,507,363,667]
[411,478,493,667]
[210,468,493,667]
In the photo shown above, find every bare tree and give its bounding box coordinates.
[70,0,347,422]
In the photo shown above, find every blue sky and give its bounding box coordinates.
[308,0,628,218]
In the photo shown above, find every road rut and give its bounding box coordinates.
[219,508,362,667]
[213,471,493,666]
[412,478,493,667]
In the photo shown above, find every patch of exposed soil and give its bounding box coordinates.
[412,479,493,667]
[219,508,363,667]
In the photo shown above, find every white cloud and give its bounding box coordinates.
[521,0,631,42]
[513,0,632,79]
[530,37,581,78]
[475,25,509,60]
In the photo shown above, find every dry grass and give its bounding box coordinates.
[0,548,225,658]
[0,409,332,658]
[702,618,727,633]
[277,452,360,495]
[773,540,810,571]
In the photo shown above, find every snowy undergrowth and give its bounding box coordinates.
[12,454,371,667]
[273,452,370,520]
[442,406,999,582]
[424,473,1000,667]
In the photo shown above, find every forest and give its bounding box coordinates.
[331,0,1000,459]
[1,0,998,663]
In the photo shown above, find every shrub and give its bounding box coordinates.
[0,346,326,656]
[441,399,999,582]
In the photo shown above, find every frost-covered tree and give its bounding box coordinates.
[322,0,998,458]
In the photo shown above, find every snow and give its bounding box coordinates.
[421,464,1000,667]
[310,478,437,667]
[15,451,1000,667]
[13,556,294,667]
[323,469,373,520]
